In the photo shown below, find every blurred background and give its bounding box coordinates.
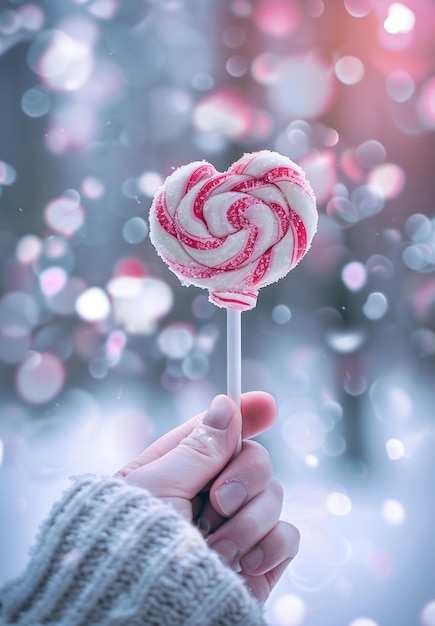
[1,0,435,624]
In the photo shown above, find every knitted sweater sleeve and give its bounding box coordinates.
[0,477,267,626]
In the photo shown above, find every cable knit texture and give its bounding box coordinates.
[0,477,266,626]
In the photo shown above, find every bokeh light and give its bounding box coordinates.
[39,267,68,296]
[44,194,85,237]
[385,69,415,102]
[158,323,195,359]
[75,287,111,322]
[21,85,51,118]
[16,351,66,404]
[193,88,253,140]
[419,77,435,128]
[383,3,415,35]
[335,56,365,85]
[122,217,149,245]
[381,499,406,525]
[326,492,352,517]
[368,163,405,199]
[272,304,292,324]
[15,234,42,264]
[253,0,302,38]
[385,438,405,460]
[81,175,105,199]
[363,292,388,320]
[269,594,306,626]
[344,0,375,18]
[107,276,173,334]
[0,160,16,185]
[268,52,335,120]
[421,601,435,626]
[341,262,367,291]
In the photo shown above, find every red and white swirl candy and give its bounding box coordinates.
[149,150,318,311]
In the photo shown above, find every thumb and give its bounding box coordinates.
[124,395,241,504]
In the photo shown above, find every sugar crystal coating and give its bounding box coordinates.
[149,150,318,311]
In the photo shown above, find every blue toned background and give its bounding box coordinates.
[1,1,435,625]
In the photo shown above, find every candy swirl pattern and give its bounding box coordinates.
[149,150,318,311]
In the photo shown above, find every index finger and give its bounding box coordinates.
[240,391,276,439]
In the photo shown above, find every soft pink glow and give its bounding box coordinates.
[253,0,302,38]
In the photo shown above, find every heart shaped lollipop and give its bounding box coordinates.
[149,150,318,312]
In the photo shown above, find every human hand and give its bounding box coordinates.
[115,392,300,602]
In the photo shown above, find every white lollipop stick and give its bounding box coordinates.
[227,308,242,454]
[227,308,241,406]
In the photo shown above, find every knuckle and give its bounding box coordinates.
[240,516,263,542]
[180,426,221,458]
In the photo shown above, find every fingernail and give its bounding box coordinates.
[216,481,247,516]
[241,547,264,572]
[203,395,233,430]
[211,539,239,564]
